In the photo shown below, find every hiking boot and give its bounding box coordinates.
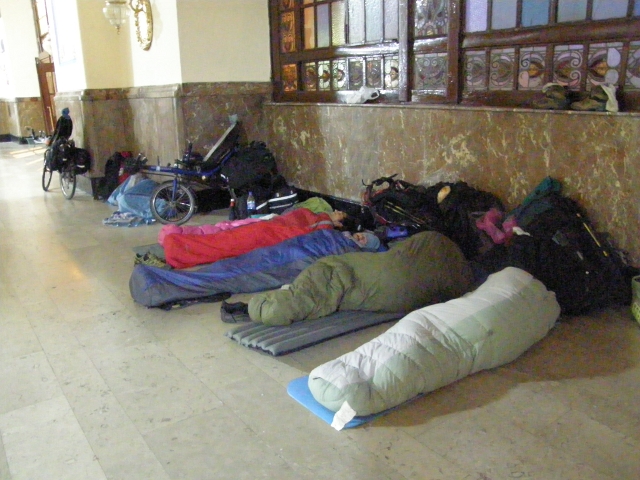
[134,252,170,269]
[532,83,570,110]
[221,301,250,323]
[571,84,620,112]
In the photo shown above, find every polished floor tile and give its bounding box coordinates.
[0,142,639,479]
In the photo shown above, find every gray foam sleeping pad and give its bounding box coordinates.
[225,310,404,356]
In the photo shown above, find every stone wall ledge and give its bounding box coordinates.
[265,101,640,117]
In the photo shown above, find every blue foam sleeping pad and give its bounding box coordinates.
[129,229,363,308]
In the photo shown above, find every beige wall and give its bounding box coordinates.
[0,0,41,98]
[129,0,182,86]
[177,0,271,83]
[54,0,270,91]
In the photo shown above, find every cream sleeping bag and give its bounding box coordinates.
[308,267,560,418]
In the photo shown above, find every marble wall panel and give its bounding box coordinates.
[0,98,46,138]
[16,98,47,137]
[180,82,271,155]
[54,90,128,175]
[127,88,181,168]
[264,104,640,265]
[0,102,12,136]
[55,83,272,176]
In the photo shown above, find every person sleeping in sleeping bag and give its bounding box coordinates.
[163,207,349,269]
[221,230,475,326]
[130,229,387,309]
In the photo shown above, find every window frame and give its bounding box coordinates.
[269,0,640,111]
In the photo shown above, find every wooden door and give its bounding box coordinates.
[35,54,56,135]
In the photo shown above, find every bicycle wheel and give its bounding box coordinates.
[60,161,77,199]
[150,181,197,225]
[42,148,53,191]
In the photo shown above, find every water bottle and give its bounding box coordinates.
[247,191,256,216]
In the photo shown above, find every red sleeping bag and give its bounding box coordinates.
[163,208,337,269]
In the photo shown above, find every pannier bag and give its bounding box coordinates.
[267,174,298,214]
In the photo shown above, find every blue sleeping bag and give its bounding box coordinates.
[129,229,370,308]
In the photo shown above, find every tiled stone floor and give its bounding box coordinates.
[0,142,639,479]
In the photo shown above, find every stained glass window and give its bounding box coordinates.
[518,47,547,89]
[282,64,298,92]
[281,12,296,53]
[304,62,317,91]
[414,53,448,93]
[349,58,365,90]
[384,56,400,89]
[415,0,448,37]
[489,48,515,90]
[318,61,331,90]
[587,42,623,87]
[332,60,348,90]
[626,41,640,90]
[272,1,640,109]
[366,57,383,88]
[553,45,584,89]
[464,51,487,91]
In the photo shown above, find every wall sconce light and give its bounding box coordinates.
[102,0,130,33]
[102,0,153,50]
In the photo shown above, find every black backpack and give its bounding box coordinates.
[221,141,277,190]
[506,188,632,315]
[362,175,443,233]
[95,152,124,200]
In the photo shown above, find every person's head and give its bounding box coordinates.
[346,231,382,252]
[61,108,70,117]
[328,211,364,232]
[328,210,347,228]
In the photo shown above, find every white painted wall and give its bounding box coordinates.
[77,0,133,89]
[0,0,42,97]
[177,0,271,82]
[129,0,182,86]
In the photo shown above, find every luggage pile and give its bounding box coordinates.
[221,141,298,219]
[361,174,636,315]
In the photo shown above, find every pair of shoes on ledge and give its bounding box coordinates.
[221,301,250,323]
[532,83,619,112]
